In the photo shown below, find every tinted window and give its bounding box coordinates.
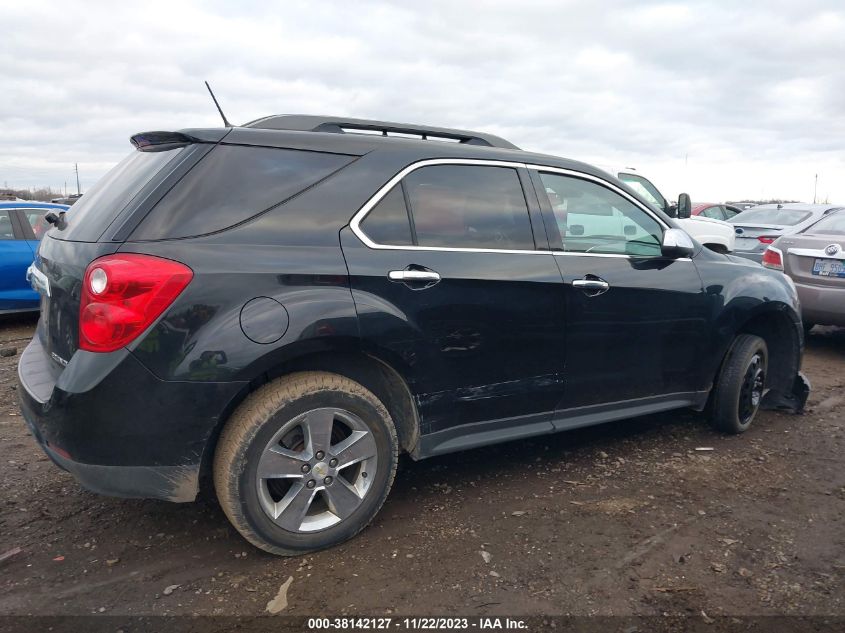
[23,209,53,239]
[403,165,534,250]
[804,210,845,235]
[539,173,663,256]
[729,208,812,226]
[60,148,183,241]
[0,211,14,239]
[699,206,724,220]
[360,184,413,245]
[133,145,354,240]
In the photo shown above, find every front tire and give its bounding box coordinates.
[213,371,398,556]
[710,334,768,434]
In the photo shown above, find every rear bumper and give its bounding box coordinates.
[794,281,845,327]
[17,335,246,502]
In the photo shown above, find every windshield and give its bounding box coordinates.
[56,148,184,242]
[729,208,812,226]
[617,173,666,212]
[804,210,845,235]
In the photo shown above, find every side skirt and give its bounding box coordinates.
[417,391,710,459]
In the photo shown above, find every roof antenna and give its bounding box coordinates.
[204,81,232,127]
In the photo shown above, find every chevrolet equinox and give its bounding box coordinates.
[19,115,808,555]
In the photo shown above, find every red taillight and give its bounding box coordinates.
[762,247,783,270]
[79,254,193,353]
[757,236,776,244]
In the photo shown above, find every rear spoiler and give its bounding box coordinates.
[130,128,231,152]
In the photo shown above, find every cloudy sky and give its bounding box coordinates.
[1,0,843,203]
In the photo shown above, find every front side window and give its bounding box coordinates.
[699,206,724,220]
[358,164,535,251]
[538,173,663,256]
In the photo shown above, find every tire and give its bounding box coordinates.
[213,371,398,556]
[710,334,768,434]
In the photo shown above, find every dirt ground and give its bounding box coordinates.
[1,313,843,619]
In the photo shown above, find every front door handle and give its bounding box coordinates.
[388,269,441,283]
[572,277,610,296]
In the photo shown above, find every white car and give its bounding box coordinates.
[608,167,736,253]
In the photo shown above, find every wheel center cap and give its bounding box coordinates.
[313,462,329,478]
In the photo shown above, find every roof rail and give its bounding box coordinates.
[243,115,519,150]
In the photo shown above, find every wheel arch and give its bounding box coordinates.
[199,342,422,488]
[727,305,802,397]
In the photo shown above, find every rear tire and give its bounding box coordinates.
[710,334,768,434]
[213,371,398,556]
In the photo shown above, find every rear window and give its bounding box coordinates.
[729,208,812,226]
[804,210,845,235]
[58,149,183,241]
[131,145,354,240]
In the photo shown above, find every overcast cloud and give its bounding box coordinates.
[1,0,843,202]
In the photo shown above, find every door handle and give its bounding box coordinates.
[572,277,609,296]
[388,269,441,283]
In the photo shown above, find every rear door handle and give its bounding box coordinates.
[388,270,441,283]
[572,277,609,296]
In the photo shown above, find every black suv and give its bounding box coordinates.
[19,116,808,555]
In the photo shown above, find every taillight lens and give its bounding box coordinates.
[762,247,783,270]
[757,236,776,244]
[79,254,193,352]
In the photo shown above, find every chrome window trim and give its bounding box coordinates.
[349,158,681,260]
[788,246,845,261]
[349,158,544,255]
[524,164,670,230]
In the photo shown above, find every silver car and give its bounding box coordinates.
[764,210,845,329]
[729,203,843,263]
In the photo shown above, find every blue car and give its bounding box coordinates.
[0,201,70,313]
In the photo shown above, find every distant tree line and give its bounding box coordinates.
[0,187,61,201]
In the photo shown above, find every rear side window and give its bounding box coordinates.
[60,149,183,242]
[360,185,413,246]
[132,145,354,240]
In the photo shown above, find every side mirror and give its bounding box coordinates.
[661,228,695,258]
[676,193,692,219]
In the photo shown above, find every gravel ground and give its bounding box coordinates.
[0,313,843,619]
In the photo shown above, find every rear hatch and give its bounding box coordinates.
[32,132,218,366]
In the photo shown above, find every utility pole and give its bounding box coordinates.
[813,174,818,204]
[75,163,81,195]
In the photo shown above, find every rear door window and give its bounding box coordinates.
[403,165,535,250]
[359,184,414,246]
[132,145,354,240]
